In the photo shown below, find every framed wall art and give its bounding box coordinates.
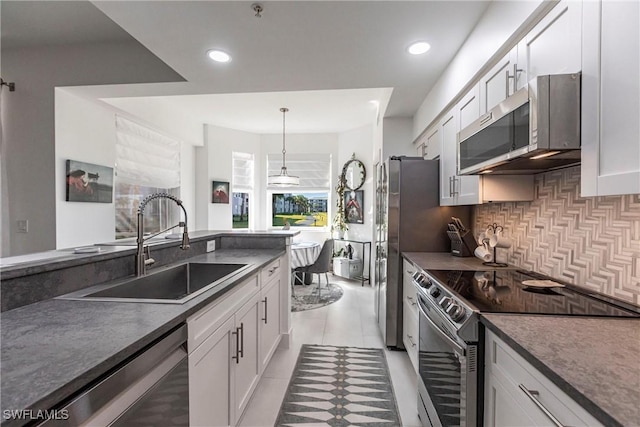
[344,190,364,224]
[212,181,230,204]
[65,159,113,203]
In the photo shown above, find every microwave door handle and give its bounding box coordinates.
[417,298,465,356]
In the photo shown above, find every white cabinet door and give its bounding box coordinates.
[425,125,441,160]
[582,0,640,196]
[440,108,481,206]
[485,330,603,427]
[517,0,582,87]
[479,47,519,114]
[189,316,235,427]
[458,84,481,131]
[260,277,281,372]
[485,371,539,427]
[439,111,457,206]
[234,293,261,423]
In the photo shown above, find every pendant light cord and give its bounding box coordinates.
[280,107,289,169]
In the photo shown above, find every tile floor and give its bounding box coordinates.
[239,275,422,427]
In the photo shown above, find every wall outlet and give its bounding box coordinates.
[17,219,28,233]
[206,240,216,252]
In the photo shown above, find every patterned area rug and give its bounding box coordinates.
[274,345,401,426]
[292,283,344,312]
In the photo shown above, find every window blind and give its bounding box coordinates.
[267,153,331,189]
[232,152,254,191]
[115,116,181,188]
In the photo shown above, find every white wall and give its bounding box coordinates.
[382,117,415,159]
[200,125,261,230]
[55,89,197,249]
[412,0,550,138]
[338,125,374,246]
[55,90,116,249]
[1,41,183,255]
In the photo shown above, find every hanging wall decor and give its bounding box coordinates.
[65,160,114,203]
[212,181,230,204]
[344,190,364,224]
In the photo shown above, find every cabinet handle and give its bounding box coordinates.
[232,328,240,364]
[518,384,565,427]
[448,176,453,197]
[269,266,279,274]
[452,176,459,196]
[479,111,493,125]
[406,295,417,306]
[239,322,244,358]
[407,334,417,348]
[506,64,524,96]
[262,297,268,324]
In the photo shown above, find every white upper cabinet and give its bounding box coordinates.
[479,47,519,114]
[415,125,440,160]
[458,84,481,131]
[517,0,582,86]
[439,107,482,206]
[478,0,582,116]
[582,0,640,196]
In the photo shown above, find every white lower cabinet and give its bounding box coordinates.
[485,330,603,427]
[188,255,288,426]
[401,259,418,373]
[233,293,261,420]
[189,316,235,427]
[260,273,281,372]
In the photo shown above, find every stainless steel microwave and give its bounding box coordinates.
[458,73,581,175]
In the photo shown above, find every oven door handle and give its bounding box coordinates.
[418,298,466,356]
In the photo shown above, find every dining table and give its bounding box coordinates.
[290,241,322,285]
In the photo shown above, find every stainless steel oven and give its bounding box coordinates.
[416,290,478,427]
[412,267,640,427]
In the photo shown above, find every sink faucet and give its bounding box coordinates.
[136,193,190,276]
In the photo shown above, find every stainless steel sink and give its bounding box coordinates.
[58,262,253,304]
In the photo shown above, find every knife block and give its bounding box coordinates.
[447,230,476,257]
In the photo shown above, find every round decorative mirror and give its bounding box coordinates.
[341,157,366,191]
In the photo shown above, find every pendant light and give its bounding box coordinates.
[268,107,299,186]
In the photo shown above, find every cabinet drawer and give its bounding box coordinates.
[486,331,602,427]
[402,300,419,373]
[188,274,259,352]
[260,258,281,287]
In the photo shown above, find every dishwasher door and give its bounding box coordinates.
[41,325,189,427]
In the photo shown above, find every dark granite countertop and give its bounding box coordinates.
[402,251,520,271]
[482,314,640,427]
[0,248,285,425]
[0,230,298,279]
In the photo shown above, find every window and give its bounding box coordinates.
[114,116,181,239]
[232,152,254,229]
[271,192,329,227]
[267,153,331,228]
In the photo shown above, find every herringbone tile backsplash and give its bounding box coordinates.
[474,166,640,305]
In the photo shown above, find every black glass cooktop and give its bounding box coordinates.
[427,269,640,317]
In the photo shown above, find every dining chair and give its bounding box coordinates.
[302,239,334,297]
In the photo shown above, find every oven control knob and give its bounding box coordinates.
[423,278,433,288]
[429,286,441,298]
[439,296,452,309]
[446,303,466,322]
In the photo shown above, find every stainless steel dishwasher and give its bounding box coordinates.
[40,325,189,427]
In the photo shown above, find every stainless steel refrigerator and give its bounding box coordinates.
[374,157,471,349]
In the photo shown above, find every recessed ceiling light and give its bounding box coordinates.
[207,49,232,63]
[407,41,431,55]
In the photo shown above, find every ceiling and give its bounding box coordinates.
[2,0,491,134]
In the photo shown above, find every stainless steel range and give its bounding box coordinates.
[411,268,640,427]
